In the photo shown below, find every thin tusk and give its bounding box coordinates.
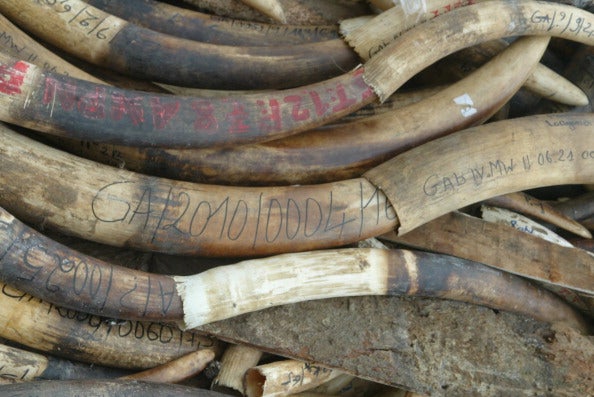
[85,0,339,45]
[239,0,288,23]
[483,191,592,239]
[120,349,216,383]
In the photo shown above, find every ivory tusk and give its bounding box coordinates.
[364,113,594,234]
[381,211,594,313]
[84,0,339,45]
[48,35,548,186]
[174,248,589,330]
[417,38,588,107]
[0,281,218,369]
[554,190,594,222]
[0,124,397,256]
[2,1,594,147]
[481,205,577,247]
[368,0,395,11]
[182,0,372,25]
[244,360,342,397]
[0,203,587,330]
[483,191,592,238]
[120,349,216,383]
[212,344,263,395]
[0,13,103,84]
[0,379,226,396]
[0,342,129,381]
[342,0,487,60]
[0,0,358,90]
[3,110,594,256]
[239,0,288,23]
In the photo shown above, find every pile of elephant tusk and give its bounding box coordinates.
[0,0,593,395]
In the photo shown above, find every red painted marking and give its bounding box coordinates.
[43,77,78,111]
[284,95,310,121]
[112,93,145,126]
[150,97,180,130]
[309,91,329,117]
[192,100,218,132]
[352,71,375,102]
[78,86,107,120]
[257,99,282,132]
[226,102,250,134]
[0,61,29,95]
[331,83,357,113]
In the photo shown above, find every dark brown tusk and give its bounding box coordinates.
[0,207,588,331]
[554,190,594,222]
[84,0,340,45]
[381,211,594,313]
[181,0,371,25]
[0,379,227,396]
[2,1,594,147]
[48,35,549,185]
[0,0,357,90]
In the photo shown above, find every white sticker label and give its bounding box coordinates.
[453,93,478,117]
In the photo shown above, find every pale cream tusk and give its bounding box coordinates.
[524,61,589,106]
[343,0,588,106]
[244,359,342,397]
[120,349,216,383]
[240,0,288,23]
[175,249,390,328]
[212,344,263,395]
[481,205,576,247]
[342,0,488,60]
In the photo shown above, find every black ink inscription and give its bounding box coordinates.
[422,145,588,198]
[0,283,210,348]
[91,181,393,248]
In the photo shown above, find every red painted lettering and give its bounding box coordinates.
[43,77,77,111]
[284,95,310,121]
[192,100,218,132]
[257,99,282,132]
[309,91,329,116]
[111,92,145,126]
[78,86,107,120]
[150,97,180,130]
[0,61,29,95]
[331,83,357,113]
[225,101,250,134]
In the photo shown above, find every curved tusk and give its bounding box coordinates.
[84,0,339,45]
